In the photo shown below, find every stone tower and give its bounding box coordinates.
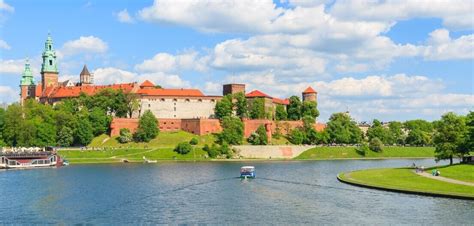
[79,65,93,85]
[41,33,59,91]
[302,86,317,102]
[20,59,36,105]
[223,84,245,96]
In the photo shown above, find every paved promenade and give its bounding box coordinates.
[415,171,474,187]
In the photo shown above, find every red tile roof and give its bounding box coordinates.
[44,83,137,98]
[245,90,271,98]
[140,80,155,88]
[272,97,289,105]
[303,86,317,94]
[246,90,289,105]
[137,88,204,97]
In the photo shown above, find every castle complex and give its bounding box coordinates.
[20,35,323,138]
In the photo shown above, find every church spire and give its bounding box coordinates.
[20,58,35,86]
[41,33,58,73]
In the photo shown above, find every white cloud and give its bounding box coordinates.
[117,9,134,23]
[60,36,108,57]
[139,0,283,33]
[422,29,474,60]
[135,51,208,73]
[92,67,137,85]
[0,59,25,74]
[330,0,474,30]
[0,85,17,104]
[0,0,14,13]
[92,67,191,88]
[0,39,10,49]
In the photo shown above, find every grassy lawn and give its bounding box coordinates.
[88,131,216,148]
[59,147,208,164]
[295,146,435,159]
[429,164,474,183]
[339,167,474,198]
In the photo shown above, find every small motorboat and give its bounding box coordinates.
[143,156,157,163]
[240,166,256,179]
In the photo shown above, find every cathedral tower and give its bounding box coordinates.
[20,59,36,105]
[41,33,59,91]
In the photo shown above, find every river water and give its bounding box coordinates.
[0,159,472,224]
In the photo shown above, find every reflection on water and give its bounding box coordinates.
[0,159,471,224]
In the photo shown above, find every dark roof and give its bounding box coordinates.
[80,65,90,76]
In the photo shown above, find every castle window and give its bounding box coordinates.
[185,99,190,102]
[148,104,150,108]
[49,60,52,66]
[174,115,176,118]
[173,99,177,102]
[49,45,51,50]
[160,98,165,102]
[211,99,215,102]
[198,99,202,102]
[174,107,176,111]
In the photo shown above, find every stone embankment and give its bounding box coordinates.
[233,145,316,159]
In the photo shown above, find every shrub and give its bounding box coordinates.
[369,137,383,152]
[288,128,305,145]
[203,144,219,158]
[189,137,199,145]
[174,142,192,155]
[248,125,268,145]
[356,142,369,156]
[203,143,231,158]
[118,128,132,143]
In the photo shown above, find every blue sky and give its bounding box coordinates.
[0,0,473,122]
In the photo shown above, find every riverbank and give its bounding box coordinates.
[337,164,474,200]
[59,146,439,164]
[295,146,435,160]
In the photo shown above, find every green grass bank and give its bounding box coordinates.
[295,146,435,160]
[338,165,474,199]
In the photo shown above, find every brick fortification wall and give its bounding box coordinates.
[110,118,222,136]
[110,118,139,136]
[110,118,325,139]
[242,119,326,141]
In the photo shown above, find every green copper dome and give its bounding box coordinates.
[41,33,58,73]
[20,58,35,86]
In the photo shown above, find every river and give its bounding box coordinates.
[0,159,472,224]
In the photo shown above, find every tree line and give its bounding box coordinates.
[0,89,141,147]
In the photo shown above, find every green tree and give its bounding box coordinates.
[301,101,319,120]
[3,104,24,146]
[366,119,391,144]
[75,117,94,146]
[275,104,287,120]
[214,94,233,119]
[134,110,159,142]
[326,113,363,144]
[249,98,266,119]
[356,142,369,156]
[218,116,244,145]
[174,142,192,154]
[118,128,133,143]
[433,112,467,165]
[287,96,302,120]
[126,93,140,118]
[460,111,474,156]
[89,107,110,136]
[369,137,383,152]
[234,92,248,118]
[0,108,6,145]
[57,127,74,147]
[388,121,405,145]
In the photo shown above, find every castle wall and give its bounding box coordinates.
[139,97,218,119]
[110,118,139,136]
[110,117,222,137]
